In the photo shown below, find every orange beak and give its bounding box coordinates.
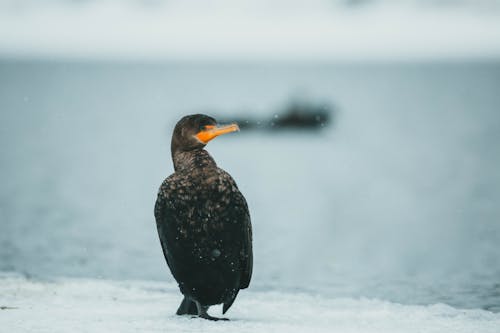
[195,123,240,144]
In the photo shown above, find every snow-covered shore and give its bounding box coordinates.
[1,274,499,333]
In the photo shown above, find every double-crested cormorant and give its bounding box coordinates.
[154,114,253,321]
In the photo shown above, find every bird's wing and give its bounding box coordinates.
[154,176,176,275]
[220,169,253,289]
[222,174,253,314]
[239,196,253,289]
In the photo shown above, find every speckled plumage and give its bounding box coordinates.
[154,115,252,319]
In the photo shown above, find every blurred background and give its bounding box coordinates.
[1,0,500,313]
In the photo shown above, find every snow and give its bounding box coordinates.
[1,274,499,333]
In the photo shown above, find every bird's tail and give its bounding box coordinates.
[176,297,198,315]
[222,289,240,314]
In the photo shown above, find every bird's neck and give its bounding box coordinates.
[172,149,217,172]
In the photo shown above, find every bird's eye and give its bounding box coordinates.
[200,124,215,131]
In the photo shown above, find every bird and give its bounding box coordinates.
[154,114,253,321]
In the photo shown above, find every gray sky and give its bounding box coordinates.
[1,0,500,60]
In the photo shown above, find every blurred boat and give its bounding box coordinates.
[216,99,334,132]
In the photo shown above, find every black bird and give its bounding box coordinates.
[154,114,253,321]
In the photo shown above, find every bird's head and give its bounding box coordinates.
[171,114,239,154]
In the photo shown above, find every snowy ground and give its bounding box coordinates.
[1,274,499,333]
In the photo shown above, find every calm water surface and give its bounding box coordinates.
[1,61,499,311]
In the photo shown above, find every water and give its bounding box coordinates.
[1,60,499,312]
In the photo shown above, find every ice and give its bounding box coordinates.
[1,274,499,333]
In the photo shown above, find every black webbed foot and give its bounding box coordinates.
[199,313,229,321]
[195,301,229,321]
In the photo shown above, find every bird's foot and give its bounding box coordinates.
[199,313,229,321]
[195,302,229,321]
[176,297,198,316]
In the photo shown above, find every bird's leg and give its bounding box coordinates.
[176,296,198,316]
[195,301,229,321]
